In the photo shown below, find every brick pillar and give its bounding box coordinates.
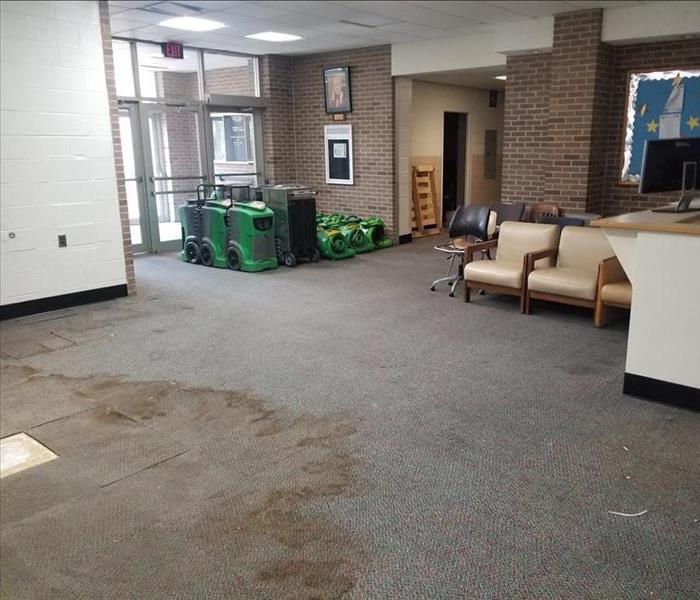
[544,9,610,213]
[501,53,552,205]
[259,55,297,183]
[99,0,136,294]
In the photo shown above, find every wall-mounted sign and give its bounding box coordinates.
[161,42,184,59]
[324,124,353,185]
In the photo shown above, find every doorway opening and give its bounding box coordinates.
[442,112,468,227]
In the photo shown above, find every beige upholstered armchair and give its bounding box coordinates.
[524,226,618,325]
[595,258,632,327]
[463,221,560,312]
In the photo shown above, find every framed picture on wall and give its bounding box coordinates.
[323,66,352,114]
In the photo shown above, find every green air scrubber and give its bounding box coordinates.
[317,227,355,260]
[179,184,277,273]
[340,222,374,254]
[361,217,394,249]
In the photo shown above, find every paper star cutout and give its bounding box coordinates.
[687,115,699,130]
[646,119,659,133]
[672,72,683,87]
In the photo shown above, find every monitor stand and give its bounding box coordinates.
[652,191,700,213]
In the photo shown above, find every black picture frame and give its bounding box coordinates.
[323,66,352,114]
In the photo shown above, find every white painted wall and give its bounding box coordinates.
[0,0,126,306]
[602,1,700,45]
[392,32,506,77]
[391,2,699,77]
[626,232,700,389]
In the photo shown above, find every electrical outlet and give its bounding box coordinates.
[58,235,67,248]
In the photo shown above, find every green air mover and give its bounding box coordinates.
[317,227,355,260]
[340,222,374,254]
[180,184,277,273]
[361,217,394,249]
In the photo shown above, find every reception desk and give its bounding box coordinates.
[591,208,700,409]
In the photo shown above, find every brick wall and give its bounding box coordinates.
[501,53,552,205]
[206,65,256,96]
[544,9,607,212]
[290,46,396,235]
[99,1,135,293]
[602,38,700,215]
[502,10,699,216]
[259,55,297,183]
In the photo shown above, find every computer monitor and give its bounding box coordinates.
[639,137,700,213]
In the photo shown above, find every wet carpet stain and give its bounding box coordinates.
[0,362,366,599]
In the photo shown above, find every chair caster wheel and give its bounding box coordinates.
[430,286,436,292]
[448,292,455,297]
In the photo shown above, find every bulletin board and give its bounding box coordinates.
[621,69,700,183]
[324,124,353,185]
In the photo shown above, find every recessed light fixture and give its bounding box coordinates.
[246,31,303,42]
[494,75,507,81]
[159,17,227,32]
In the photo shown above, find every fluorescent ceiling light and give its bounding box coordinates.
[246,31,303,42]
[494,75,507,81]
[159,17,227,32]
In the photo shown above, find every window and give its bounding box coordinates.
[211,112,258,185]
[112,39,135,97]
[211,114,254,163]
[204,52,259,97]
[136,42,200,102]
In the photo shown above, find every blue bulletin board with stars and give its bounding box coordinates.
[622,70,700,182]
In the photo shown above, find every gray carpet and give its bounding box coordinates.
[1,237,698,599]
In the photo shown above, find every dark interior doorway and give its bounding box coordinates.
[442,112,468,226]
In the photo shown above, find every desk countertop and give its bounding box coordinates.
[591,208,700,236]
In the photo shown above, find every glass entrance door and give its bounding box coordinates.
[140,104,208,252]
[117,105,147,253]
[209,111,262,186]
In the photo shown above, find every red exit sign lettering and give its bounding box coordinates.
[161,42,184,59]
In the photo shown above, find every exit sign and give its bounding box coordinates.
[161,42,184,59]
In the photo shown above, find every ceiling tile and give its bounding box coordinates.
[221,3,296,19]
[262,12,334,28]
[343,1,481,27]
[109,1,166,8]
[379,21,452,38]
[110,17,156,34]
[166,0,248,8]
[565,1,644,7]
[487,1,574,18]
[407,1,532,23]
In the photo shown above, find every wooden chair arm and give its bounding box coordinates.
[465,239,498,263]
[597,255,627,286]
[524,247,558,276]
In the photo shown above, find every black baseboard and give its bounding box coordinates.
[0,284,128,320]
[624,373,699,411]
[399,234,413,245]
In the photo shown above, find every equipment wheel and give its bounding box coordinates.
[309,249,321,263]
[283,252,297,268]
[200,243,214,266]
[227,247,241,271]
[184,241,200,264]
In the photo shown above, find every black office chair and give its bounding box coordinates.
[490,201,527,227]
[431,205,495,297]
[539,215,586,227]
